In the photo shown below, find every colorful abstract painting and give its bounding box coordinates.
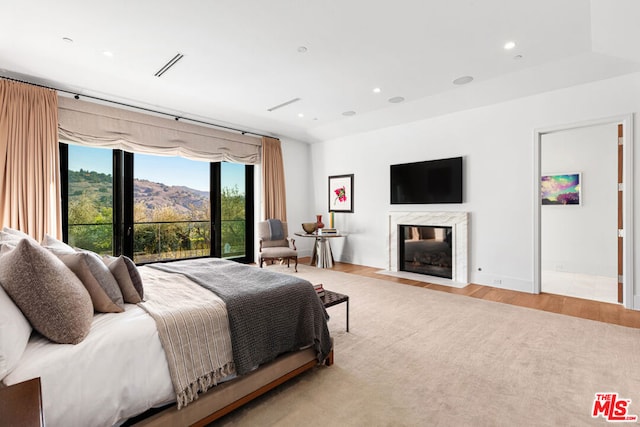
[541,173,581,205]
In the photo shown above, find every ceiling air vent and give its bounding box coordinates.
[154,53,184,77]
[267,97,301,112]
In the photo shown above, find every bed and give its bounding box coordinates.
[0,232,332,427]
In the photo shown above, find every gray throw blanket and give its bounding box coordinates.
[149,258,332,375]
[267,218,284,240]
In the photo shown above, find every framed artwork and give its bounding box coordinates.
[328,174,354,213]
[541,173,581,205]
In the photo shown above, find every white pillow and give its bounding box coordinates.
[0,282,32,380]
[2,227,35,240]
[0,229,36,246]
[0,231,23,263]
[40,233,76,254]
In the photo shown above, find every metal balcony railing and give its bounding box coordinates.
[68,219,246,263]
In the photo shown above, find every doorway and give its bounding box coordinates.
[540,124,616,303]
[533,115,634,308]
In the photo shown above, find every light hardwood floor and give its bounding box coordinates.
[300,258,640,329]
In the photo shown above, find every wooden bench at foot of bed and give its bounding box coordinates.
[132,346,334,427]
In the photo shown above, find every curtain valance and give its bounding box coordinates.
[58,96,261,164]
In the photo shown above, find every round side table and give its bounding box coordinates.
[294,232,345,268]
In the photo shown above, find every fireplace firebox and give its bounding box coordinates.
[398,225,453,279]
[388,212,468,285]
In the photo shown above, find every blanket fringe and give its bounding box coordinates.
[176,362,236,409]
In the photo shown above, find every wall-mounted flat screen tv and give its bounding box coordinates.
[390,156,463,204]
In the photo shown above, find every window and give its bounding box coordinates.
[60,143,254,263]
[65,145,114,255]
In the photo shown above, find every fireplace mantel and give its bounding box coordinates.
[388,211,468,285]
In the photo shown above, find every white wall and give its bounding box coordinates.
[279,137,316,257]
[303,71,640,306]
[541,124,617,277]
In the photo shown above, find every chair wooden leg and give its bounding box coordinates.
[294,257,298,272]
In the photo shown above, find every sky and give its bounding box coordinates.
[68,144,245,192]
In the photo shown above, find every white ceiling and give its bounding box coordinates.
[1,0,639,142]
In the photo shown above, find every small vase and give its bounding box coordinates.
[316,214,324,229]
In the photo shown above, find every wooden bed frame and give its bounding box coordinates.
[132,347,334,426]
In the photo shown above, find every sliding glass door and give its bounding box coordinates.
[60,143,254,263]
[221,161,248,258]
[65,144,114,255]
[132,154,211,263]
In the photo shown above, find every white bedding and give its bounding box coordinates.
[2,259,319,426]
[3,304,175,426]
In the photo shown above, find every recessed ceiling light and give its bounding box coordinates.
[373,87,381,93]
[342,111,356,116]
[297,46,308,53]
[62,37,73,43]
[103,51,114,57]
[388,96,405,103]
[453,76,474,85]
[298,113,304,118]
[504,41,516,50]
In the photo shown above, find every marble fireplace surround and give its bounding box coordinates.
[387,211,468,285]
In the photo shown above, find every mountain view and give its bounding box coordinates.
[67,169,246,261]
[69,169,210,216]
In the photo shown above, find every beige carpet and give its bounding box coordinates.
[214,264,640,427]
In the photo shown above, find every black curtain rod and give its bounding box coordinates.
[0,75,272,139]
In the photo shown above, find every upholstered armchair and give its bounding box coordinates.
[257,219,298,272]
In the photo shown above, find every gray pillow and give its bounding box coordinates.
[56,253,124,313]
[46,247,124,309]
[104,255,144,299]
[73,251,125,309]
[104,256,141,304]
[0,239,93,344]
[122,256,144,299]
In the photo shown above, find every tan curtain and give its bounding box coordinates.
[0,80,61,240]
[261,137,287,221]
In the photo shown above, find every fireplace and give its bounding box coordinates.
[388,212,468,285]
[399,225,452,279]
